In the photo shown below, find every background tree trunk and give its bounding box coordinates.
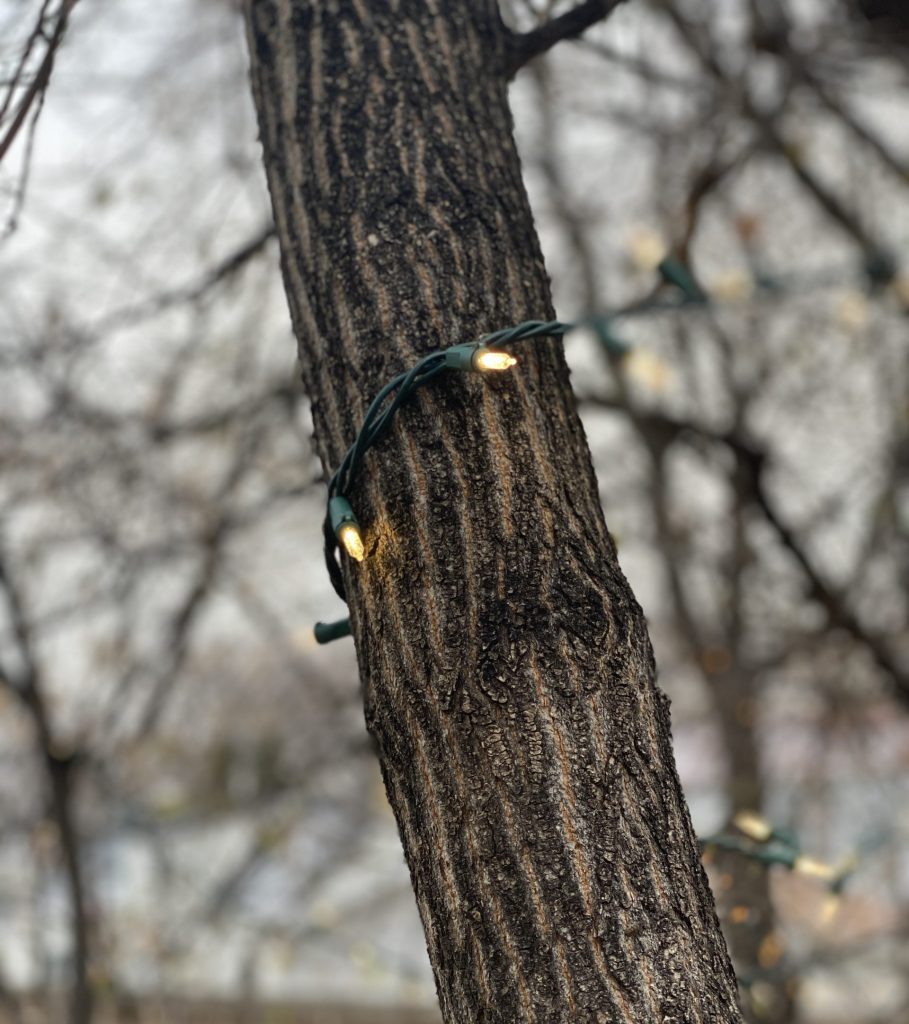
[245,2,743,1021]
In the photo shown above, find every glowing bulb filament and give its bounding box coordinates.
[338,523,365,562]
[473,349,517,372]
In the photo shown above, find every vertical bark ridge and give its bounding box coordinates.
[370,535,541,1021]
[245,1,743,1021]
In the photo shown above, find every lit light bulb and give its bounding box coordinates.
[623,349,672,391]
[709,270,754,303]
[338,523,365,562]
[819,893,840,925]
[733,811,772,843]
[793,856,836,881]
[328,495,366,563]
[835,291,870,332]
[472,349,517,372]
[626,228,667,272]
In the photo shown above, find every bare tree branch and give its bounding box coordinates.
[660,1,891,262]
[0,0,78,165]
[581,396,909,704]
[0,551,93,1024]
[505,0,629,77]
[802,71,909,183]
[0,0,55,124]
[90,222,276,334]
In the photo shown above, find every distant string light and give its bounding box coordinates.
[700,809,891,969]
[700,810,858,890]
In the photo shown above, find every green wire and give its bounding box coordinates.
[322,321,574,600]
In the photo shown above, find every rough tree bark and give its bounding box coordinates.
[244,2,743,1021]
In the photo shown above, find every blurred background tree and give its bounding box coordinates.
[0,0,907,1021]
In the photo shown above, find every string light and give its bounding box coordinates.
[732,810,773,843]
[312,618,352,645]
[700,813,860,894]
[626,228,668,272]
[312,252,898,644]
[623,348,673,391]
[318,322,575,613]
[311,315,661,643]
[473,349,518,371]
[329,496,365,562]
[793,855,837,881]
[656,256,707,303]
[338,525,365,562]
[440,342,521,372]
[709,270,755,303]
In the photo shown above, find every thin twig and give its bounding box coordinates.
[0,0,54,124]
[660,1,888,259]
[0,0,78,165]
[91,222,276,334]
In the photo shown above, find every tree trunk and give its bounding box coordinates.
[46,753,92,1024]
[244,2,743,1021]
[709,667,795,1024]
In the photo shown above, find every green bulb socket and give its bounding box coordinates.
[657,256,707,304]
[329,495,359,537]
[865,249,896,287]
[314,617,352,644]
[442,342,481,371]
